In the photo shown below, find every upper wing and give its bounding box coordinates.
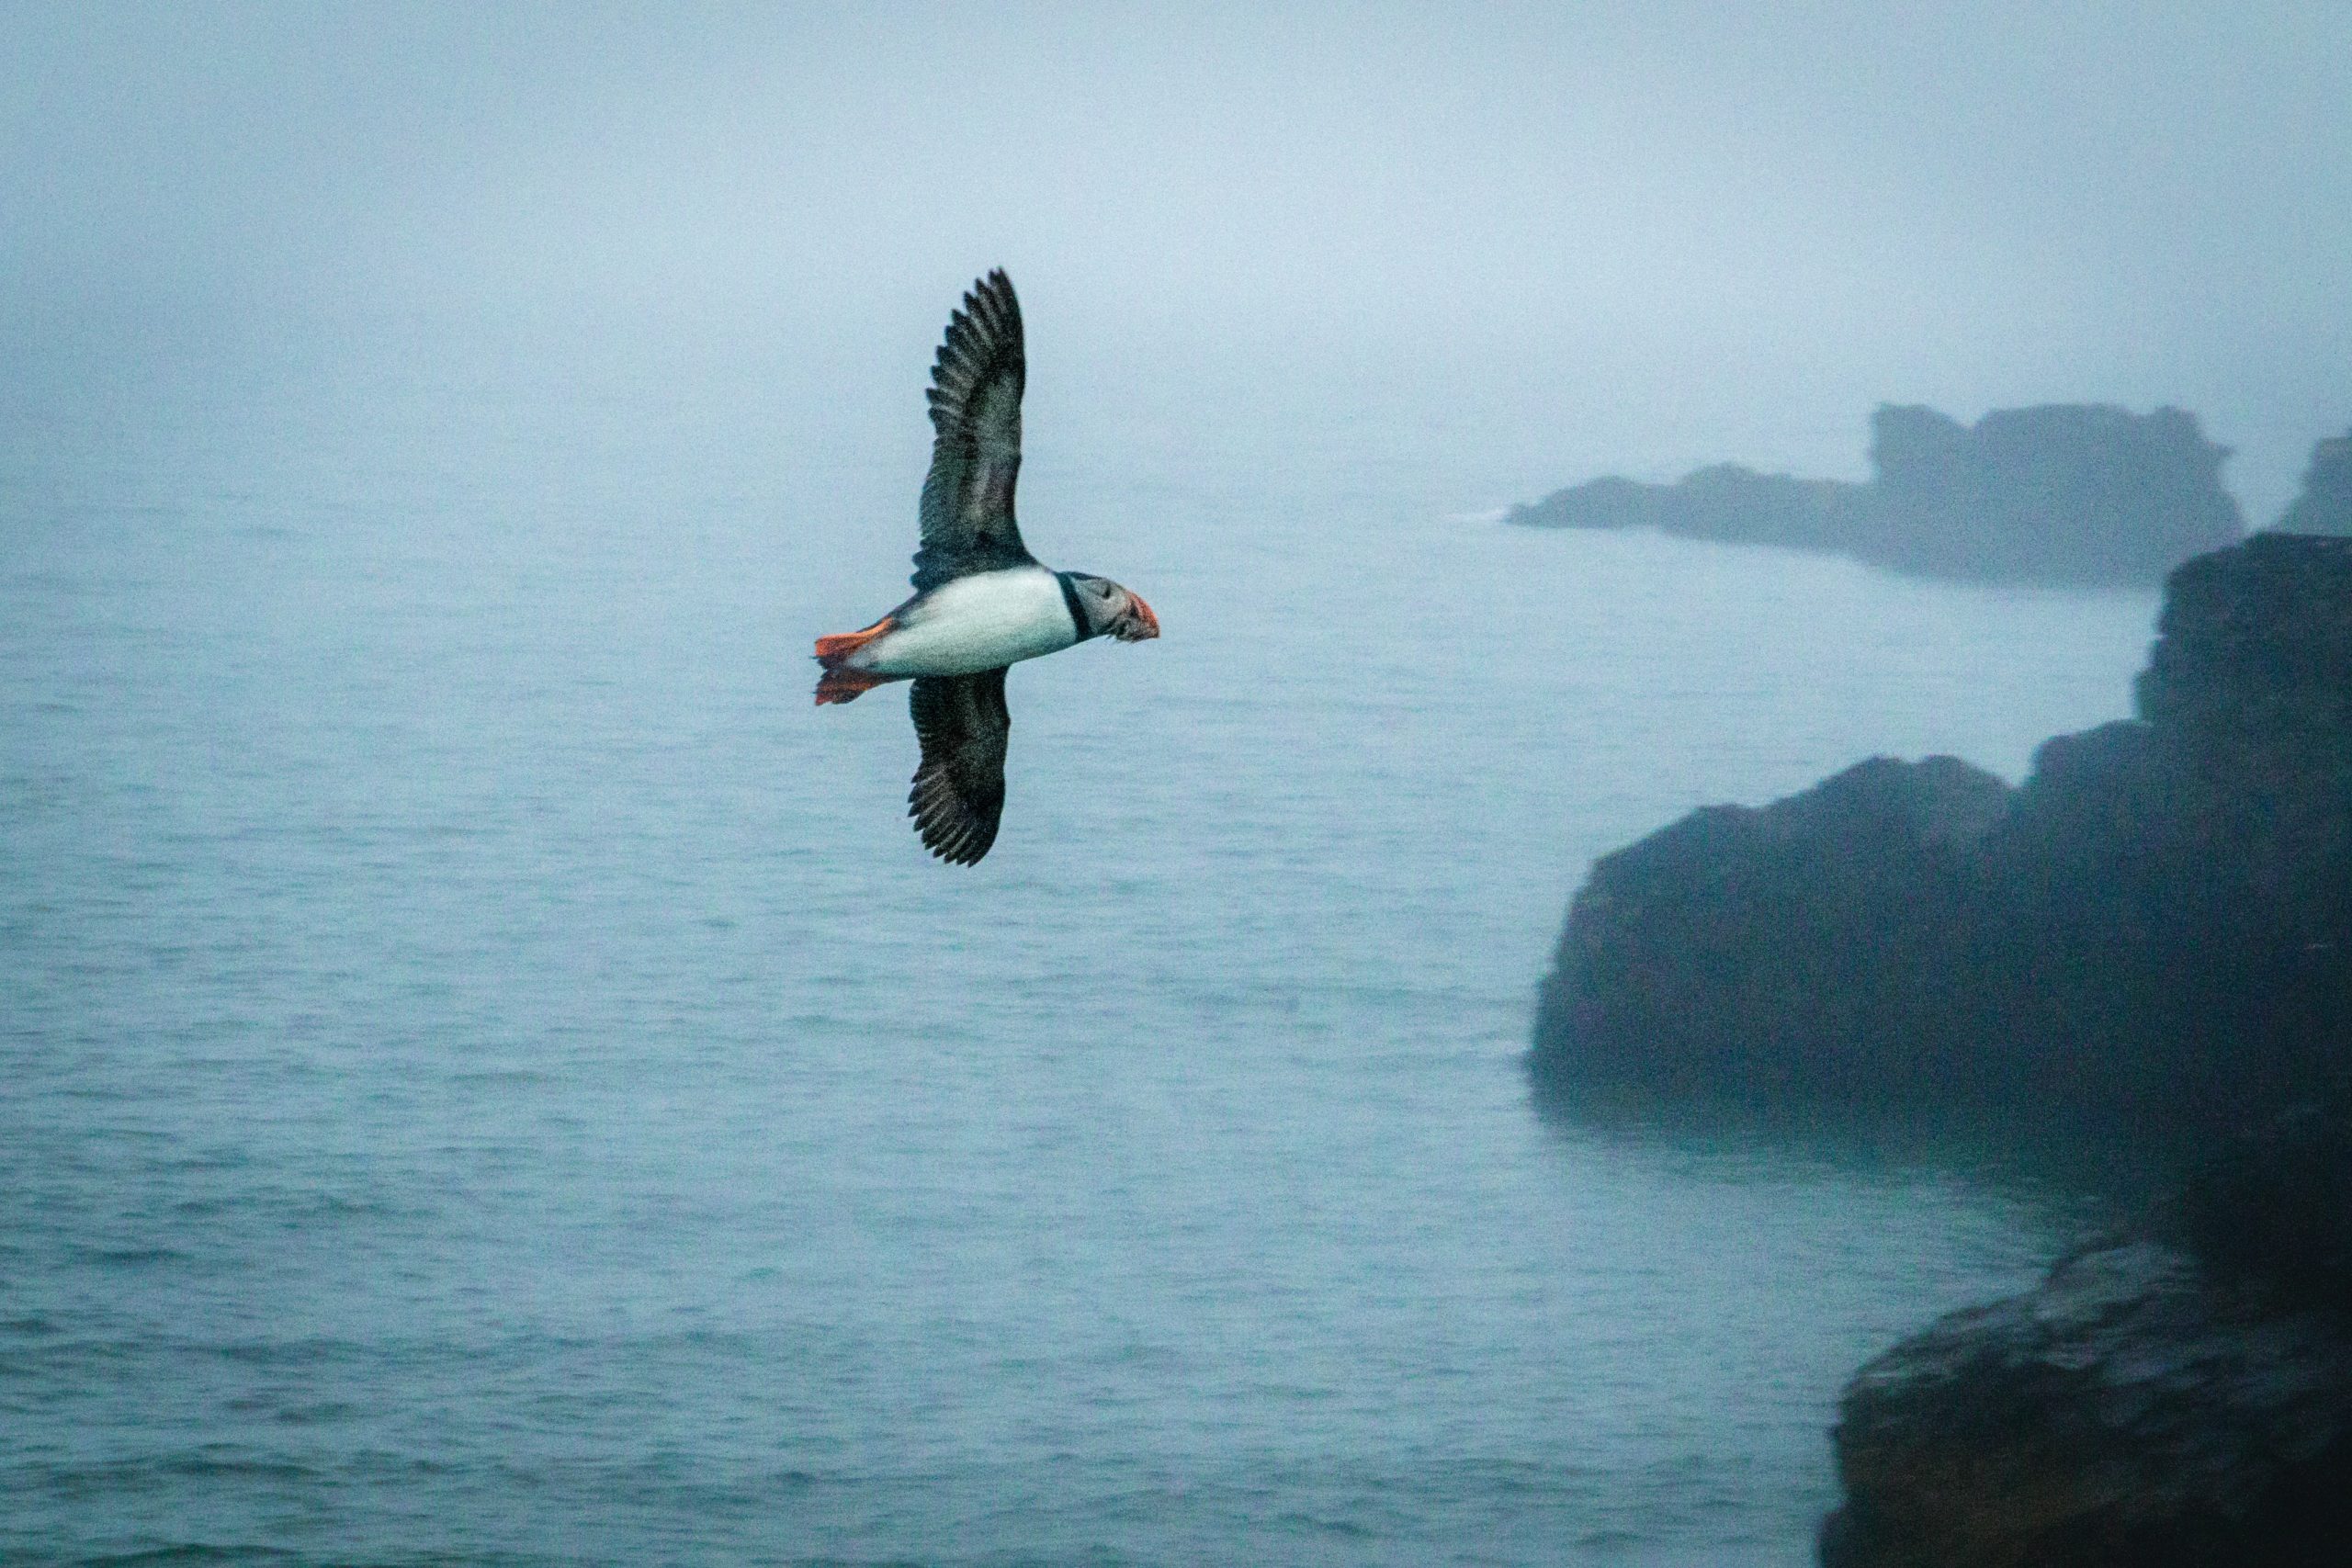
[907,669,1012,864]
[912,270,1033,592]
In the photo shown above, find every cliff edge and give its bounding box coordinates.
[1530,532,2352,1143]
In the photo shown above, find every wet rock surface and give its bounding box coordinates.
[1821,1111,2352,1568]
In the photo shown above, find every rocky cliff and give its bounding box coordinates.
[1530,532,2352,1143]
[1819,1109,2352,1567]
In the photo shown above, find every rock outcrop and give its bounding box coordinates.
[1819,1110,2352,1567]
[1534,754,2011,1110]
[1530,533,2352,1142]
[1509,404,2245,588]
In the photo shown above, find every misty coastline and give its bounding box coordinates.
[1526,525,2352,1561]
[9,6,2352,1566]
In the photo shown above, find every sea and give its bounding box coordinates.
[2,311,2162,1566]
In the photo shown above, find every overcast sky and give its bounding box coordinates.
[5,2,2347,514]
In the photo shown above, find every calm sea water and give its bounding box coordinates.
[3,319,2159,1566]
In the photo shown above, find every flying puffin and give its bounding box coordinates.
[814,270,1159,864]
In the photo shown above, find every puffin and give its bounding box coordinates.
[814,270,1159,864]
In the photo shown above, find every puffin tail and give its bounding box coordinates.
[815,666,892,705]
[813,617,897,705]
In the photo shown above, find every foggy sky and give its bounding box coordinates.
[5,1,2347,516]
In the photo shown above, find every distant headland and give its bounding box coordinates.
[1509,403,2248,587]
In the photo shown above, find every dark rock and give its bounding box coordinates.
[1821,1111,2352,1568]
[1534,756,2009,1110]
[1530,534,2352,1142]
[1821,1241,2352,1567]
[2136,533,2352,782]
[2274,432,2352,536]
[2156,1107,2352,1315]
[1509,403,2245,587]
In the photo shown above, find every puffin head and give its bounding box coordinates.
[1069,574,1160,643]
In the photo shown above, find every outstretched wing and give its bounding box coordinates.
[907,669,1012,864]
[912,270,1032,592]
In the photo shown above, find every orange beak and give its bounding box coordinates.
[1128,594,1160,640]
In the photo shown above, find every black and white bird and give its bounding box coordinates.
[814,270,1159,864]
